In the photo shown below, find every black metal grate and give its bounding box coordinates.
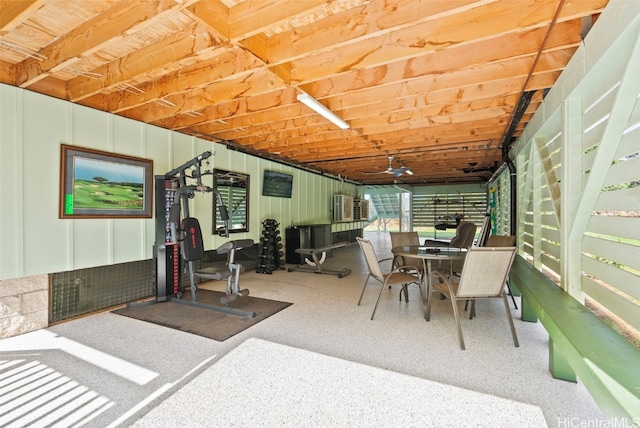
[49,260,154,324]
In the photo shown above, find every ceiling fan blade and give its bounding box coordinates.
[397,166,413,174]
[361,155,412,176]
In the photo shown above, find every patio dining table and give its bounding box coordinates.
[391,246,467,321]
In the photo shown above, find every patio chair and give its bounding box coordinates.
[423,221,477,249]
[428,247,519,350]
[425,221,477,275]
[389,231,424,280]
[356,237,422,320]
[484,235,518,309]
[485,235,516,247]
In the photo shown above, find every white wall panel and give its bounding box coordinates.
[603,155,640,188]
[245,154,261,236]
[145,124,173,175]
[0,85,22,278]
[582,256,640,301]
[113,114,145,157]
[541,227,560,244]
[291,167,310,224]
[72,218,112,268]
[72,104,111,150]
[112,219,147,264]
[582,275,640,332]
[22,91,71,275]
[587,216,640,242]
[617,125,640,159]
[583,235,640,273]
[595,186,640,211]
[541,254,560,275]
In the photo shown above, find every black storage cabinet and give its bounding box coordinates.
[285,225,332,264]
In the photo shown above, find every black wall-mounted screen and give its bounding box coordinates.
[262,170,293,198]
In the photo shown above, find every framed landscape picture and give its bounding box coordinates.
[59,144,153,218]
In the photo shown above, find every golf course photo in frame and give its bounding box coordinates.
[59,144,153,218]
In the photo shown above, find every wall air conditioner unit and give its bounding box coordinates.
[353,198,369,221]
[333,194,354,222]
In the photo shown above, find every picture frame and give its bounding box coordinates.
[59,144,153,218]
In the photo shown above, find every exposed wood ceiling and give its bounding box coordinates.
[0,0,608,185]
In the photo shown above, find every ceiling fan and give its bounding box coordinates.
[362,155,413,177]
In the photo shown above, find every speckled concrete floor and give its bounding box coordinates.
[0,231,607,427]
[131,337,548,428]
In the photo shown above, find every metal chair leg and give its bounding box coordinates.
[358,275,371,306]
[399,284,409,302]
[506,279,518,309]
[451,298,466,350]
[502,294,520,347]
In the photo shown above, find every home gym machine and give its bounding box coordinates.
[153,151,255,317]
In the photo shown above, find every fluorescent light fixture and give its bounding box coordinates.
[297,93,349,129]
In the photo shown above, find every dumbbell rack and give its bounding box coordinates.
[256,219,286,274]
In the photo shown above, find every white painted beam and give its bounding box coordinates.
[561,97,584,300]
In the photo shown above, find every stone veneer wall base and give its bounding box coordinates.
[0,275,48,339]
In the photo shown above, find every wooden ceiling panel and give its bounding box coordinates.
[0,0,609,184]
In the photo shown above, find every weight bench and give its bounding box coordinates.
[287,241,352,278]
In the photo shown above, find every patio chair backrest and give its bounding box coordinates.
[449,221,477,248]
[456,247,517,298]
[356,237,384,282]
[390,232,420,248]
[485,235,516,247]
[390,232,421,268]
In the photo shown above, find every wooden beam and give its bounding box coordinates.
[284,0,606,83]
[0,60,16,85]
[106,47,263,113]
[15,0,177,88]
[155,87,299,130]
[121,68,286,123]
[228,0,329,41]
[303,18,582,97]
[185,0,229,39]
[0,0,41,32]
[260,0,487,64]
[66,23,222,101]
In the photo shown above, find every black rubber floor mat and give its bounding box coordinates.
[112,290,292,341]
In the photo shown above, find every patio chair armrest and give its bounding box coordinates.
[378,257,394,267]
[430,269,455,297]
[393,264,420,275]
